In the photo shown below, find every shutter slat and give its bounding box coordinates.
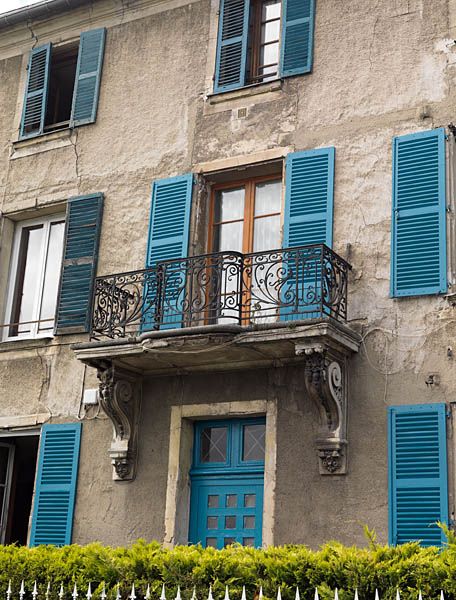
[30,424,82,547]
[20,44,51,139]
[71,28,106,126]
[388,404,448,547]
[280,0,315,77]
[55,194,103,334]
[214,0,250,92]
[142,174,193,331]
[391,129,447,297]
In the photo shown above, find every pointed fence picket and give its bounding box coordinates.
[3,583,449,600]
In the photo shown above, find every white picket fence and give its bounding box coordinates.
[3,584,449,600]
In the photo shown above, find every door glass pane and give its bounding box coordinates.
[224,537,236,547]
[244,516,255,529]
[216,222,244,253]
[207,516,218,529]
[226,494,237,508]
[38,221,65,332]
[255,181,281,216]
[14,226,44,335]
[243,537,255,547]
[225,516,236,529]
[0,487,4,524]
[0,447,10,484]
[201,427,228,463]
[208,495,219,508]
[242,423,266,461]
[244,494,256,508]
[253,215,281,253]
[215,188,245,222]
[206,537,217,548]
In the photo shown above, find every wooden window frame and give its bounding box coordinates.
[249,0,282,84]
[208,173,283,255]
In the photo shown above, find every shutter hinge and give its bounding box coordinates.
[447,206,452,213]
[446,408,452,418]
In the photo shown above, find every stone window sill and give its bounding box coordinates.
[204,79,283,114]
[0,335,53,353]
[11,128,74,159]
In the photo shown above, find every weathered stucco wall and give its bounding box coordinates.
[0,0,456,548]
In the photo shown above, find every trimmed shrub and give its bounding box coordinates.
[0,537,455,600]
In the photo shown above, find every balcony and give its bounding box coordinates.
[91,244,350,339]
[72,244,361,479]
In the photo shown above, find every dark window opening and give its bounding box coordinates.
[45,42,79,131]
[0,435,39,545]
[247,0,281,84]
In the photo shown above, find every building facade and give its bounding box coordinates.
[0,0,455,549]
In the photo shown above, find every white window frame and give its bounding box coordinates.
[2,213,65,341]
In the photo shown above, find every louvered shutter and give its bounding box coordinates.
[142,174,193,330]
[214,0,250,92]
[30,423,82,547]
[20,44,51,139]
[55,194,103,334]
[388,404,448,547]
[280,0,315,77]
[281,148,335,320]
[391,129,447,297]
[71,28,106,127]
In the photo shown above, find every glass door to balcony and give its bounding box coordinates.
[210,177,282,323]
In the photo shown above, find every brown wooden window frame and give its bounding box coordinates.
[248,0,282,85]
[208,174,283,255]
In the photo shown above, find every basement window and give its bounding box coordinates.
[44,42,79,132]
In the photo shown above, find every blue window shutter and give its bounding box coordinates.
[283,147,335,249]
[391,128,447,297]
[279,0,315,77]
[20,44,51,139]
[281,148,335,320]
[142,174,193,330]
[214,0,250,93]
[388,404,448,547]
[70,28,106,127]
[30,423,82,547]
[55,193,103,334]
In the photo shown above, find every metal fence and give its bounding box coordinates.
[4,583,448,600]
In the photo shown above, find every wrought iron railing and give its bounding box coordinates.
[91,244,350,340]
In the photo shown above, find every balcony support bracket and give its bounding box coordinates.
[296,342,348,475]
[97,360,142,481]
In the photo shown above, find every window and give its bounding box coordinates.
[3,214,65,340]
[20,28,106,139]
[209,176,283,254]
[214,0,315,93]
[189,418,265,548]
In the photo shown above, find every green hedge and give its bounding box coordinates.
[1,534,455,600]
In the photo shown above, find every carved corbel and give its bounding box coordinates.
[296,343,348,475]
[97,361,142,481]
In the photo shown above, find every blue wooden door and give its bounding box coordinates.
[189,418,265,548]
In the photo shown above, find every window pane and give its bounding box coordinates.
[38,221,65,332]
[244,494,256,508]
[225,516,236,529]
[261,42,280,69]
[244,516,255,529]
[0,487,4,524]
[262,0,281,20]
[255,181,281,216]
[215,221,244,253]
[226,494,237,508]
[206,537,217,548]
[15,226,44,335]
[208,495,219,508]
[215,188,245,222]
[0,447,10,484]
[253,215,281,253]
[243,423,266,461]
[261,20,280,44]
[200,427,228,463]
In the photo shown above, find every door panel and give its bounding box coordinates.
[189,477,264,548]
[0,443,15,544]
